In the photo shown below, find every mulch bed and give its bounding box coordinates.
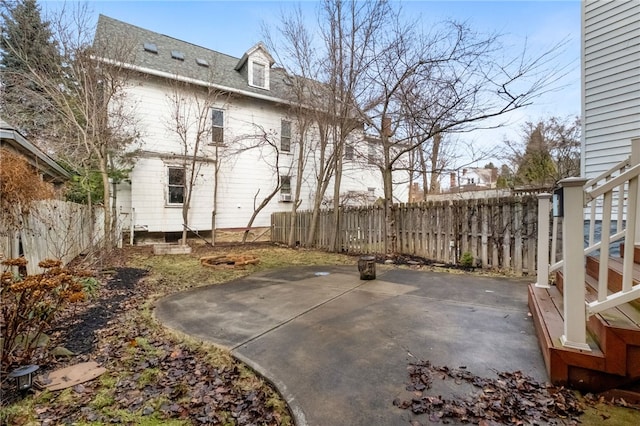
[53,267,149,354]
[1,247,290,425]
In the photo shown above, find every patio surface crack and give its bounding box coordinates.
[231,280,370,350]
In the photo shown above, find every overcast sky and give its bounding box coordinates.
[41,0,582,166]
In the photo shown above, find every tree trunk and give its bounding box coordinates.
[211,145,221,246]
[99,158,112,249]
[242,187,280,244]
[181,193,189,246]
[288,131,307,247]
[382,165,396,254]
[429,132,442,194]
[419,149,429,201]
[330,133,343,252]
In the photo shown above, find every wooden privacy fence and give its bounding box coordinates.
[272,195,540,275]
[0,200,105,274]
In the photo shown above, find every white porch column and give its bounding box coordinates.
[559,177,591,351]
[535,193,552,288]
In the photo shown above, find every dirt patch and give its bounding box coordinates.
[200,254,260,269]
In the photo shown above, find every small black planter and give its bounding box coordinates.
[358,256,376,280]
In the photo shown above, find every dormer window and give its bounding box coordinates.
[250,61,267,89]
[235,43,274,91]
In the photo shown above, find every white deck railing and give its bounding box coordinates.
[536,137,640,350]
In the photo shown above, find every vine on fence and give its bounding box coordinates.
[0,257,96,369]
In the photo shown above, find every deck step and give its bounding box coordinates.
[619,243,640,265]
[585,256,640,294]
[564,257,640,311]
[528,284,640,391]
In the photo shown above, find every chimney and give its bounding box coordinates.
[450,172,456,188]
[382,117,392,137]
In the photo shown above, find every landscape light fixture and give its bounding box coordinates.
[8,364,39,391]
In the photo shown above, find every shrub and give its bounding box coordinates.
[0,257,94,368]
[460,251,474,269]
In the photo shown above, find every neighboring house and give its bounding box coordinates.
[452,167,498,190]
[581,0,640,178]
[94,15,396,240]
[0,118,70,188]
[1,118,72,265]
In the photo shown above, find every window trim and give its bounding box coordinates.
[249,60,269,89]
[167,166,186,205]
[281,120,291,152]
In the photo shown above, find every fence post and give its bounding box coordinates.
[535,193,552,288]
[559,177,591,351]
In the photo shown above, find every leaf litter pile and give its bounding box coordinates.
[394,360,584,425]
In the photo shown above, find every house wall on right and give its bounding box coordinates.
[582,0,640,179]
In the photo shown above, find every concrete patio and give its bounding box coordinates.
[155,265,546,425]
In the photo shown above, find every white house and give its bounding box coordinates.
[94,15,402,241]
[581,0,640,178]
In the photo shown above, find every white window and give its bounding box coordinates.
[281,120,291,152]
[211,108,224,144]
[368,141,376,165]
[168,167,185,204]
[345,144,354,160]
[250,61,267,89]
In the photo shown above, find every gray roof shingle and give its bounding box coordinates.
[93,15,294,104]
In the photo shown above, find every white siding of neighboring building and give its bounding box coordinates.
[582,0,640,179]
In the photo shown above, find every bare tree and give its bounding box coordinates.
[363,18,569,253]
[271,0,568,253]
[264,0,389,250]
[265,10,321,247]
[165,79,229,245]
[318,0,392,251]
[2,4,140,248]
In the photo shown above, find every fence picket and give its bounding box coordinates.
[271,194,538,275]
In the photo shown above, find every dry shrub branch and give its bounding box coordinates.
[0,257,95,369]
[0,148,54,220]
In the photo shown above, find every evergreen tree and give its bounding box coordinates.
[0,0,60,139]
[516,124,556,188]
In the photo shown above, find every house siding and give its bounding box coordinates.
[582,0,640,179]
[116,74,389,232]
